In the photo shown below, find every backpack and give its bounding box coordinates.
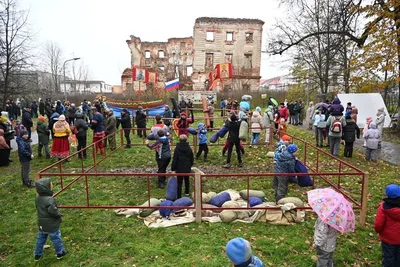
[330,116,343,133]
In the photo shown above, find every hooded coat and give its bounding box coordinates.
[342,118,360,143]
[375,109,386,133]
[162,107,173,126]
[105,112,117,134]
[363,122,380,149]
[74,114,88,137]
[263,107,274,127]
[35,178,62,233]
[37,120,50,145]
[120,111,132,129]
[22,109,33,128]
[147,136,171,159]
[330,97,344,116]
[135,109,147,126]
[171,141,194,173]
[197,123,208,144]
[374,197,400,245]
[16,135,32,163]
[225,116,241,142]
[274,150,296,174]
[251,111,263,133]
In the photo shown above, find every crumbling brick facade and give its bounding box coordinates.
[124,17,264,92]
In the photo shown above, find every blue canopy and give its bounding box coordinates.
[107,104,169,118]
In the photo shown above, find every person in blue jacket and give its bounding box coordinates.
[16,130,35,187]
[195,123,209,162]
[273,144,298,201]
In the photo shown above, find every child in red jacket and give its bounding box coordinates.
[374,184,400,266]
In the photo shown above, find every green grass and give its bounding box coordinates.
[0,122,399,266]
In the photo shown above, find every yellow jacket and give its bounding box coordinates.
[53,121,71,137]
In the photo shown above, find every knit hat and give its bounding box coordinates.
[122,108,128,113]
[226,238,253,265]
[180,112,186,117]
[56,115,66,121]
[38,116,46,122]
[282,135,291,142]
[255,106,261,112]
[366,116,372,121]
[287,144,298,154]
[385,184,400,198]
[20,130,28,137]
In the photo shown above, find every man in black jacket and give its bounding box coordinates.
[223,113,243,168]
[74,113,88,158]
[119,109,132,148]
[22,108,33,140]
[135,106,147,138]
[34,178,67,261]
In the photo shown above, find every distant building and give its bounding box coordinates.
[125,16,264,92]
[260,75,296,91]
[60,80,112,94]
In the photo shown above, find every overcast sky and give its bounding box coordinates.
[22,0,290,85]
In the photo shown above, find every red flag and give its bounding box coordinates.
[215,63,233,79]
[145,72,158,83]
[132,67,146,82]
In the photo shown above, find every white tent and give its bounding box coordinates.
[337,93,390,128]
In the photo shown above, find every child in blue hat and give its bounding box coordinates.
[226,237,264,267]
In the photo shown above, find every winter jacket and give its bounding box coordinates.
[74,117,88,137]
[278,107,289,121]
[363,122,380,149]
[22,109,33,128]
[91,112,105,137]
[147,136,171,159]
[263,109,274,127]
[251,111,263,133]
[288,103,294,115]
[375,111,386,132]
[350,107,358,123]
[49,113,59,132]
[314,217,338,253]
[208,105,215,119]
[135,110,147,126]
[16,136,32,163]
[330,97,344,116]
[0,129,10,149]
[171,142,194,173]
[53,121,71,138]
[274,150,296,174]
[274,141,290,161]
[151,122,169,136]
[0,117,14,142]
[39,101,45,115]
[35,178,62,233]
[374,197,400,245]
[105,114,117,134]
[342,119,360,143]
[31,101,38,113]
[55,102,63,115]
[220,100,226,109]
[197,123,208,144]
[177,117,194,136]
[326,115,347,137]
[45,102,53,117]
[68,106,76,120]
[162,108,173,126]
[239,106,248,121]
[312,113,326,127]
[37,120,50,145]
[120,112,132,129]
[225,119,241,142]
[293,103,300,115]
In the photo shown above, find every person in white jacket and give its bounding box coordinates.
[250,107,263,148]
[314,217,339,267]
[375,107,386,149]
[263,106,274,145]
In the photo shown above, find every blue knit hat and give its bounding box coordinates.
[287,144,298,154]
[20,130,28,137]
[255,106,261,112]
[226,238,252,265]
[385,184,400,198]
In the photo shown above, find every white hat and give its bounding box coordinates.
[56,115,66,121]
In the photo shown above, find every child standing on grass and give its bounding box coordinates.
[363,122,380,163]
[374,184,400,267]
[314,216,339,267]
[196,123,209,162]
[37,116,50,158]
[274,135,291,163]
[171,135,194,198]
[34,178,68,261]
[16,130,35,187]
[277,118,288,140]
[363,116,373,147]
[250,107,263,149]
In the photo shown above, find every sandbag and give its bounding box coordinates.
[166,176,178,201]
[207,192,217,199]
[277,197,304,207]
[209,192,231,207]
[139,198,161,217]
[147,133,157,140]
[239,190,265,200]
[249,197,263,207]
[295,160,313,187]
[159,200,174,218]
[217,126,229,138]
[210,132,219,143]
[188,127,197,135]
[172,197,193,212]
[202,192,211,203]
[239,120,248,141]
[222,201,241,208]
[236,210,252,219]
[202,203,218,210]
[219,210,238,222]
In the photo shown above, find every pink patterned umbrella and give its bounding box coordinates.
[307,188,356,234]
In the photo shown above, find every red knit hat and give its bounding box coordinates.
[282,135,291,141]
[180,112,186,116]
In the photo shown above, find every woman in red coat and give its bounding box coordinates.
[374,184,400,266]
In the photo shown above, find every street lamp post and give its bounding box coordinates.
[63,57,81,101]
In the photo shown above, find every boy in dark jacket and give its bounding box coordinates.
[171,134,194,198]
[196,123,209,162]
[374,184,400,267]
[273,144,298,201]
[37,116,50,158]
[146,130,172,188]
[135,106,147,138]
[34,178,67,261]
[342,115,360,158]
[223,113,243,168]
[16,130,34,187]
[119,109,132,148]
[75,113,88,159]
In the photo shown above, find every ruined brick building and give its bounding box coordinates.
[122,17,264,93]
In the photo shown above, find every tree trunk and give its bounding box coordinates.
[396,12,400,109]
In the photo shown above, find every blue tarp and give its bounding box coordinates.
[107,104,168,118]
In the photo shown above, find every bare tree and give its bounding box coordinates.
[68,60,89,94]
[42,41,63,93]
[0,0,33,108]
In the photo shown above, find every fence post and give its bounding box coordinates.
[360,173,369,226]
[192,167,204,223]
[193,134,198,154]
[269,126,274,150]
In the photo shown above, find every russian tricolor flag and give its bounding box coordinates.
[165,78,179,91]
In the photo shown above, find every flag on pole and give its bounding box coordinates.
[215,63,233,79]
[165,78,179,91]
[132,67,146,82]
[145,72,158,83]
